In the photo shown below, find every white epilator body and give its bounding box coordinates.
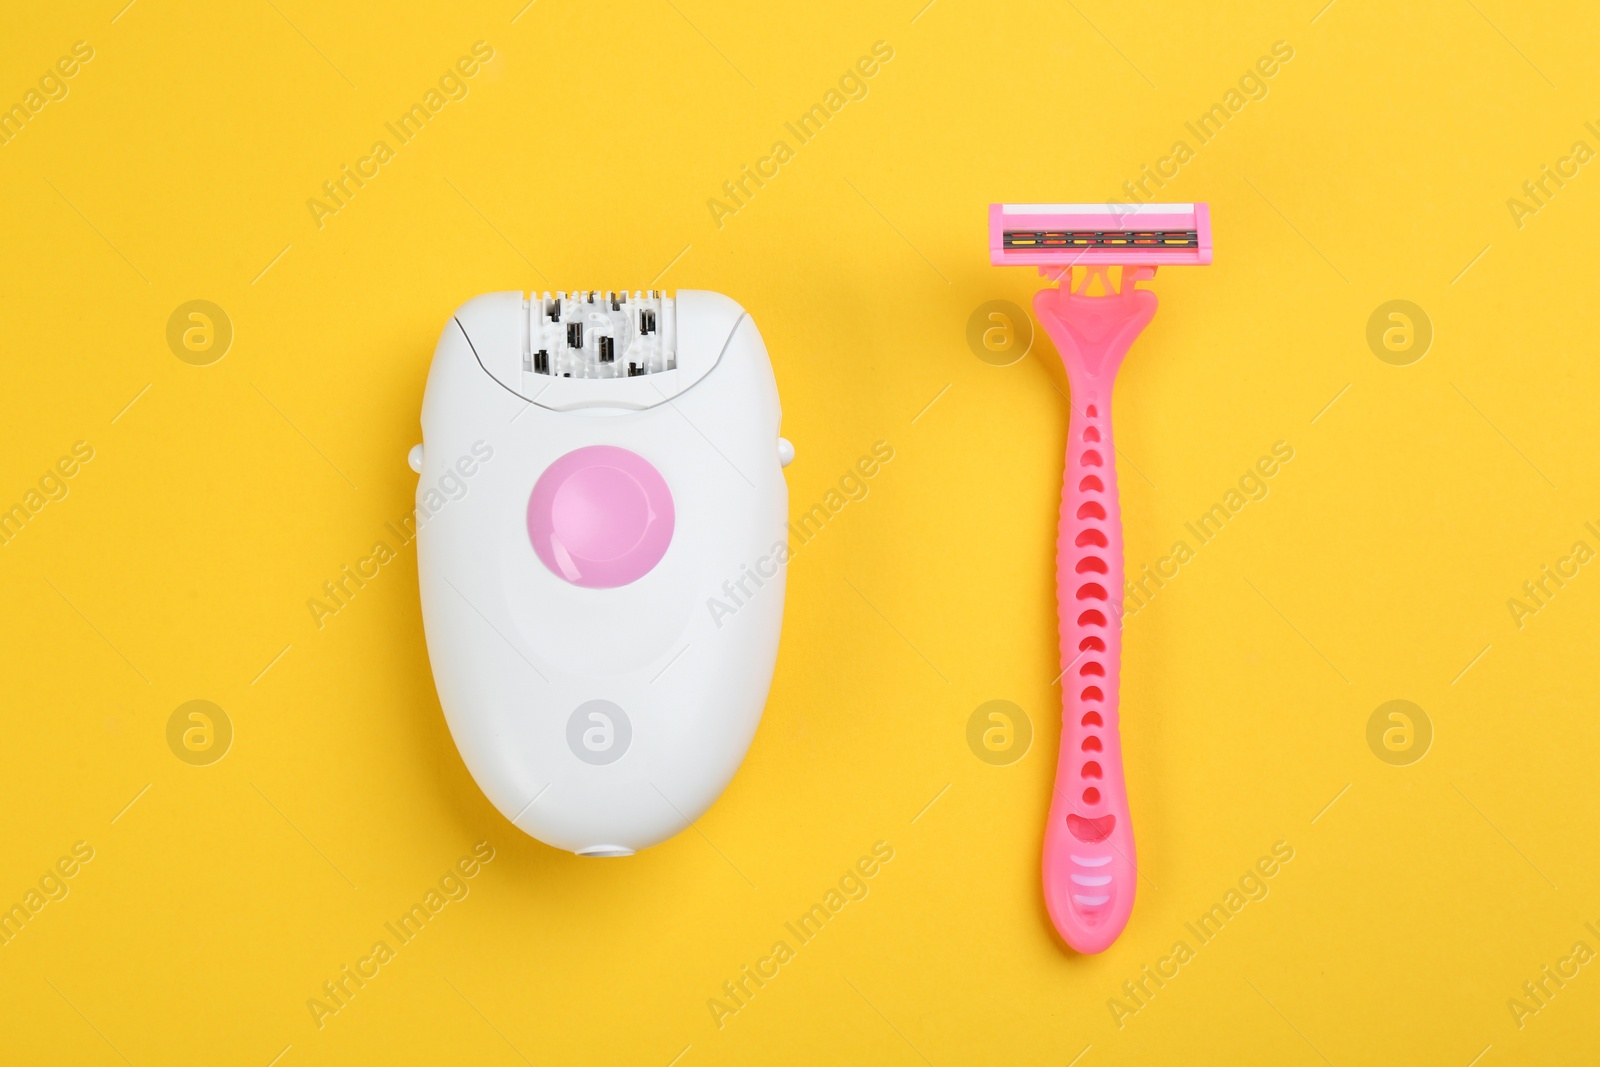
[415,289,788,855]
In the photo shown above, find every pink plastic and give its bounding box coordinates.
[1035,266,1150,954]
[991,201,1211,955]
[527,445,674,588]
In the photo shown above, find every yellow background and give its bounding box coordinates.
[2,0,1598,1063]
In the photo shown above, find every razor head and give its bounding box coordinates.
[990,203,1212,267]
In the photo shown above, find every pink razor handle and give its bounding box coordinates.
[1034,265,1156,954]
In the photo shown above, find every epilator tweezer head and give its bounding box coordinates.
[526,290,675,380]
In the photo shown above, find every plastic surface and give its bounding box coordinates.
[526,445,675,588]
[417,290,787,854]
[1033,266,1153,954]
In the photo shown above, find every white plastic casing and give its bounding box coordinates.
[416,290,787,855]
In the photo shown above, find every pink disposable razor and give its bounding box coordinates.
[989,202,1212,953]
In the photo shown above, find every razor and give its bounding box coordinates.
[989,202,1213,954]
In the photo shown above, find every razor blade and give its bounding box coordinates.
[989,203,1213,268]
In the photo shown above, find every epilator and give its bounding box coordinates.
[989,203,1213,952]
[414,289,790,856]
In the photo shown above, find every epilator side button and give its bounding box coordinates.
[778,438,795,467]
[408,444,424,473]
[527,445,674,589]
